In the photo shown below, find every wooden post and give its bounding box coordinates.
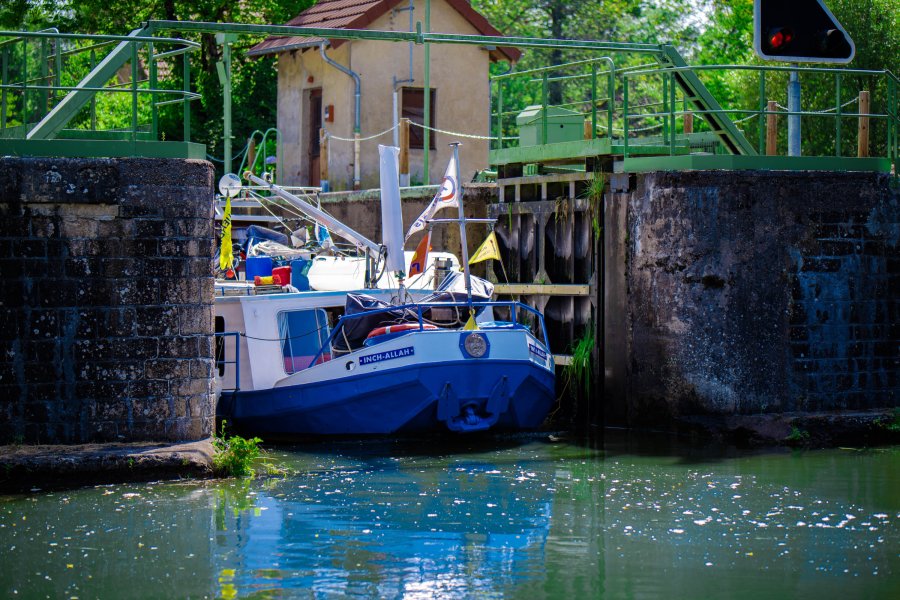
[858,90,870,158]
[766,100,778,156]
[247,137,256,174]
[683,111,693,135]
[399,117,410,185]
[583,118,592,140]
[319,128,329,188]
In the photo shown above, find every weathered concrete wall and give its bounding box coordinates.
[0,157,216,444]
[605,170,899,425]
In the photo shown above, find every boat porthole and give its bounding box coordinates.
[346,360,356,371]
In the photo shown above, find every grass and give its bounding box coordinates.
[785,426,811,445]
[875,408,900,432]
[584,173,606,240]
[565,323,595,398]
[213,420,263,478]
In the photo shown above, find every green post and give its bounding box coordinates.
[89,49,97,130]
[758,71,766,154]
[217,33,236,173]
[183,51,190,142]
[53,35,61,103]
[149,43,157,138]
[22,40,28,125]
[669,72,676,155]
[607,65,614,142]
[662,72,669,146]
[541,72,548,145]
[131,42,138,143]
[1,48,7,128]
[39,38,48,119]
[623,75,629,157]
[423,0,431,182]
[590,62,597,140]
[835,73,842,157]
[496,80,503,150]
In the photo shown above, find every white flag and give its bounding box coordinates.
[405,153,459,241]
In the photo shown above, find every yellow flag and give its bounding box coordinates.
[463,309,479,330]
[469,231,500,264]
[219,195,233,271]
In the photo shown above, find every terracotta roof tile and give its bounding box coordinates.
[248,0,520,62]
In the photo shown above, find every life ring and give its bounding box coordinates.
[366,323,437,339]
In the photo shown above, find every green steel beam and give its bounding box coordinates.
[26,27,149,140]
[622,154,891,173]
[0,139,206,159]
[146,20,664,54]
[658,46,757,156]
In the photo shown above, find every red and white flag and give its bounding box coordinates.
[405,153,459,241]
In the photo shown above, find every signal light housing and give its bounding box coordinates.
[754,0,855,64]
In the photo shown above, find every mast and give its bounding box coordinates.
[451,142,473,305]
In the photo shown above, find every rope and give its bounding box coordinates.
[775,97,858,114]
[326,125,397,142]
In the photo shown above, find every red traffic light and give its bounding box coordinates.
[767,28,795,51]
[755,0,855,64]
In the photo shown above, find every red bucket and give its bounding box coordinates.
[272,266,292,286]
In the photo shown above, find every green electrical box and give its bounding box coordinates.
[516,105,584,147]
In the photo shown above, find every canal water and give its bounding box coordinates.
[1,433,897,599]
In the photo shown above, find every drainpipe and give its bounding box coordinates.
[320,42,361,189]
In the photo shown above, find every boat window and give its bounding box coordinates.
[278,309,330,374]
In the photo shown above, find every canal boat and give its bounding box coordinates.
[213,145,556,438]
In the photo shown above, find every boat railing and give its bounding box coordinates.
[306,300,551,370]
[214,331,241,392]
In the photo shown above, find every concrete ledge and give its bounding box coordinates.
[0,440,214,493]
[675,410,900,447]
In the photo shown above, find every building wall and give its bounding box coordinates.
[277,0,494,190]
[0,157,216,444]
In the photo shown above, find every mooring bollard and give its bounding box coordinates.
[399,117,410,186]
[858,90,870,158]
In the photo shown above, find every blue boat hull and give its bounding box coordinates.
[217,359,555,437]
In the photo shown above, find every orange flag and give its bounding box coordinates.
[408,230,432,276]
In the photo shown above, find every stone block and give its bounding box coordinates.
[178,305,214,335]
[143,358,192,380]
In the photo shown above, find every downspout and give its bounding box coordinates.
[320,42,361,189]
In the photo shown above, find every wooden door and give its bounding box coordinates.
[307,88,322,186]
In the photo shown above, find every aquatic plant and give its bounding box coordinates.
[565,322,596,398]
[584,173,606,240]
[875,408,900,433]
[786,426,811,445]
[213,420,263,478]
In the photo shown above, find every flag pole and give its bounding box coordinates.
[451,142,472,306]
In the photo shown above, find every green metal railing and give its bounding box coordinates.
[491,53,899,168]
[0,29,200,150]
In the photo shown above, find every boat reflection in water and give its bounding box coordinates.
[215,446,553,597]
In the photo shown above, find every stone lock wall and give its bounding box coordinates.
[605,170,899,424]
[0,158,215,444]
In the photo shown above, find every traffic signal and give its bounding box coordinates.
[754,0,855,64]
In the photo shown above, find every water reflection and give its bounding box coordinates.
[0,436,897,599]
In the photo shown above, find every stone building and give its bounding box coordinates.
[248,0,519,190]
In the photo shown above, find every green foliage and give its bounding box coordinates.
[786,426,811,445]
[875,409,900,433]
[583,173,606,239]
[213,420,262,478]
[564,322,595,397]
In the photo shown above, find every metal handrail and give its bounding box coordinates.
[214,331,241,393]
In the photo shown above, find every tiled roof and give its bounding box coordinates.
[247,0,520,62]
